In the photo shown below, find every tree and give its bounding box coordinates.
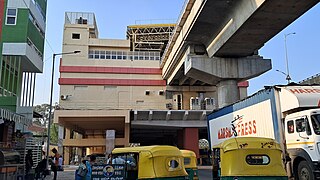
[33,103,59,144]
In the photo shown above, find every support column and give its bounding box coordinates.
[64,147,70,165]
[124,123,130,147]
[217,80,239,108]
[183,128,199,158]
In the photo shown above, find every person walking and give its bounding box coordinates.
[25,149,33,180]
[51,148,60,180]
[85,155,96,180]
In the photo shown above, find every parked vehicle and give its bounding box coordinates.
[109,145,188,179]
[207,85,320,179]
[211,137,287,179]
[180,150,198,180]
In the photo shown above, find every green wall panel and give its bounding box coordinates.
[0,96,17,112]
[35,0,47,15]
[2,9,29,43]
[27,21,44,53]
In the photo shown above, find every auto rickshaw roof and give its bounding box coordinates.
[112,145,183,157]
[180,150,196,158]
[219,137,282,152]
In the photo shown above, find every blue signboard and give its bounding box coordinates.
[91,164,125,180]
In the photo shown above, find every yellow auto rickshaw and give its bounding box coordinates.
[180,150,198,180]
[93,145,188,180]
[212,137,288,180]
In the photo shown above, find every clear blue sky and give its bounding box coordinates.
[34,0,320,105]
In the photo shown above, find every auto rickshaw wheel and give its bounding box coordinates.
[297,161,314,180]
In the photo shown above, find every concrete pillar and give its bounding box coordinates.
[58,126,64,155]
[65,128,71,139]
[217,80,239,108]
[124,123,130,147]
[183,128,199,158]
[64,147,70,165]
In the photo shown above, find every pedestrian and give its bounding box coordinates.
[58,155,64,171]
[107,154,112,164]
[25,149,33,180]
[51,148,60,180]
[85,155,96,180]
[75,160,88,180]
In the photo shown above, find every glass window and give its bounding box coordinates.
[311,114,320,135]
[7,9,16,16]
[106,51,111,59]
[287,120,294,134]
[72,33,80,39]
[168,159,179,168]
[117,51,122,60]
[100,51,105,59]
[94,51,100,59]
[88,50,94,59]
[6,17,16,25]
[122,52,127,60]
[111,51,117,59]
[150,56,154,60]
[246,155,270,165]
[184,157,191,165]
[296,117,311,135]
[6,9,17,25]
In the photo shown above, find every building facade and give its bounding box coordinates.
[55,12,248,165]
[0,0,47,146]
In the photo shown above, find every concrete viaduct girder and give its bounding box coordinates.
[161,0,318,106]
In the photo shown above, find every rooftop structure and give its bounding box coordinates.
[126,24,175,56]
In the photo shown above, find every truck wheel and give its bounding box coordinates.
[298,161,314,180]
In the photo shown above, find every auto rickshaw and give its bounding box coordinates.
[212,137,288,180]
[94,145,188,180]
[180,150,198,180]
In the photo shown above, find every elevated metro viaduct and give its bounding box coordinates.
[161,0,319,108]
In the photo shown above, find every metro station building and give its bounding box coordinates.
[54,12,248,164]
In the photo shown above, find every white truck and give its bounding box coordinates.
[207,85,320,179]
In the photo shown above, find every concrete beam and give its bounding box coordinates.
[185,55,271,85]
[131,120,207,128]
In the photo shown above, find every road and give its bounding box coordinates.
[43,166,213,180]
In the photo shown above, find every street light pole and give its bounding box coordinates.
[284,32,296,84]
[46,50,80,169]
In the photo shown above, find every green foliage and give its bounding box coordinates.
[50,123,58,144]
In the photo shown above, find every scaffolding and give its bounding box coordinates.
[126,24,175,56]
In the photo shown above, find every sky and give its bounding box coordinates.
[34,0,320,105]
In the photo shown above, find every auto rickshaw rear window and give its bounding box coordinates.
[168,160,179,168]
[183,157,191,165]
[245,155,270,165]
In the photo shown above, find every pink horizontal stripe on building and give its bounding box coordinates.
[60,66,162,74]
[238,81,249,87]
[59,78,167,86]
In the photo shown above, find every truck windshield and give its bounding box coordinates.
[311,114,320,135]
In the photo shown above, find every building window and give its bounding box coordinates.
[72,33,80,39]
[6,9,17,25]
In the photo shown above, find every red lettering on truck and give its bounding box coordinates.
[218,120,257,139]
[290,88,320,94]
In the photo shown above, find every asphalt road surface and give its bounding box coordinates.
[44,166,213,180]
